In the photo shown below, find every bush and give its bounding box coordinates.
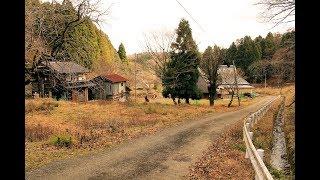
[50,134,73,148]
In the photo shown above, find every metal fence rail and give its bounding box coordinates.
[243,96,280,180]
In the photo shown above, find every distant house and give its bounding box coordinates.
[197,65,254,98]
[33,61,95,102]
[90,74,130,101]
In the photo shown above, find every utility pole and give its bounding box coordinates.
[232,60,240,106]
[134,53,137,103]
[264,68,267,89]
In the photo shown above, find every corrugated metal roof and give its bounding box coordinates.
[41,61,90,74]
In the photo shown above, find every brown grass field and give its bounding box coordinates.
[25,92,264,171]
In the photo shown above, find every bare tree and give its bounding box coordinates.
[255,0,295,28]
[143,30,176,79]
[227,62,241,107]
[200,45,223,106]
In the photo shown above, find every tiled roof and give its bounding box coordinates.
[102,74,127,83]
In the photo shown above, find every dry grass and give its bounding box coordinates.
[188,120,254,179]
[25,95,262,171]
[251,84,295,179]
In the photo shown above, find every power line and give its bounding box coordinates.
[174,0,217,48]
[175,0,206,33]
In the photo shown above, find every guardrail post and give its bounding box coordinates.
[249,132,253,139]
[246,123,250,131]
[257,149,265,162]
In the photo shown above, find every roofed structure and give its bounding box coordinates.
[101,74,128,83]
[40,61,90,74]
[197,65,254,94]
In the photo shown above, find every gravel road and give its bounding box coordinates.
[26,96,274,180]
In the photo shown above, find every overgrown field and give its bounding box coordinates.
[25,96,261,171]
[188,119,254,179]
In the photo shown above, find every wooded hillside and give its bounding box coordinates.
[25,0,121,73]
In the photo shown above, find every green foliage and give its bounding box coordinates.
[50,134,72,148]
[162,19,201,103]
[280,31,295,48]
[262,32,276,59]
[25,0,120,70]
[236,36,261,74]
[225,42,238,66]
[247,60,273,82]
[118,43,127,62]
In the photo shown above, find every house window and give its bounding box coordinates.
[121,82,123,86]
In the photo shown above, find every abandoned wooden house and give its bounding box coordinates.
[32,61,95,102]
[197,65,254,99]
[89,74,130,101]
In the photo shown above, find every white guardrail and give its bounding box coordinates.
[243,96,280,180]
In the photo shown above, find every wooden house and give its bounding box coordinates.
[90,74,129,101]
[33,61,95,102]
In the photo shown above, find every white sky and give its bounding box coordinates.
[100,0,294,54]
[42,0,295,54]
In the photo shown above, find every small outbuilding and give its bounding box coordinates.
[90,73,129,101]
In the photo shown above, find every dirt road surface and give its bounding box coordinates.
[26,96,274,180]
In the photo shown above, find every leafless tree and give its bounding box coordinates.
[199,45,223,106]
[255,0,295,28]
[143,30,176,79]
[227,61,241,107]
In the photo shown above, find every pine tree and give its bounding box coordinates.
[162,18,201,104]
[117,43,127,62]
[263,32,276,59]
[236,36,261,75]
[225,42,237,66]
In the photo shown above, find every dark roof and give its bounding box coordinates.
[101,74,127,83]
[41,61,90,74]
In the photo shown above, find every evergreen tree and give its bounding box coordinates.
[117,43,127,62]
[263,32,276,59]
[162,18,201,104]
[225,42,237,66]
[236,36,261,75]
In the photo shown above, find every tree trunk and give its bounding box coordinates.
[208,82,216,106]
[228,90,234,107]
[178,98,181,104]
[172,97,177,105]
[209,97,214,106]
[185,98,190,104]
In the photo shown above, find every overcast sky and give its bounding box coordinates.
[97,0,294,54]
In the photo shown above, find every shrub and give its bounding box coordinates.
[50,134,73,148]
